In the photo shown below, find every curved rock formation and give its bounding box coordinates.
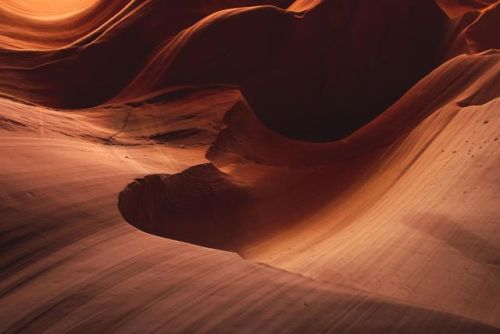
[0,0,499,332]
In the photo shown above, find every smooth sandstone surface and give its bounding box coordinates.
[0,0,499,332]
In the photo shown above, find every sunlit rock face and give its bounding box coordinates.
[0,0,499,333]
[0,0,98,18]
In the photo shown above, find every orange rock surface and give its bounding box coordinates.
[0,0,499,332]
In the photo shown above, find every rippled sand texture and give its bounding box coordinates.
[1,0,499,333]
